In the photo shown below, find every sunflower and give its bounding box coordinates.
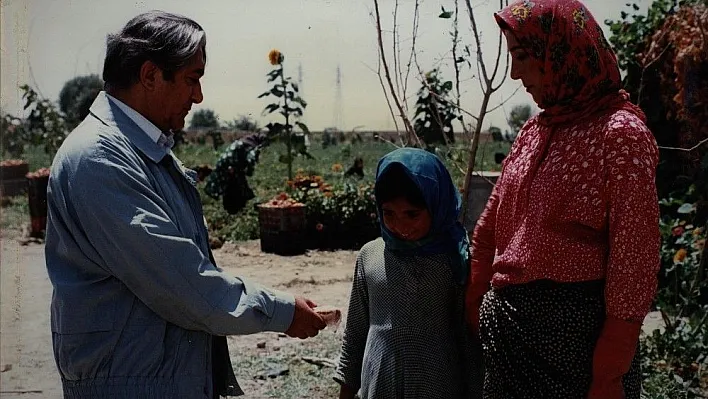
[268,49,283,65]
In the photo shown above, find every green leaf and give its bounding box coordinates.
[267,69,283,83]
[278,153,292,164]
[677,203,695,214]
[292,97,308,108]
[263,103,279,114]
[270,87,284,97]
[442,81,453,91]
[295,121,310,134]
[439,6,453,19]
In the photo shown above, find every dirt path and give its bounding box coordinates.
[0,238,358,399]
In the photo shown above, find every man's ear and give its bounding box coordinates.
[139,61,161,91]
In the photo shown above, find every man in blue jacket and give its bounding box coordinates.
[45,11,325,398]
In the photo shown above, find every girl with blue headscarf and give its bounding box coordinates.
[334,148,478,399]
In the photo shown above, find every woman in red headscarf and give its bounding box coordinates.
[466,1,660,398]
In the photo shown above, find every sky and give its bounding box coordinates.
[1,0,649,132]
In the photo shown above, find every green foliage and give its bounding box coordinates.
[413,69,457,146]
[1,114,27,158]
[21,84,69,161]
[605,1,676,83]
[506,104,533,141]
[226,115,260,131]
[189,109,220,129]
[643,183,708,397]
[288,174,379,250]
[207,130,225,150]
[260,51,311,180]
[488,126,503,142]
[657,185,707,316]
[606,0,708,199]
[641,318,708,398]
[58,74,103,129]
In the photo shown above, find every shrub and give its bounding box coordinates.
[289,172,379,250]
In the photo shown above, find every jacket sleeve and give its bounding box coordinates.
[68,148,295,336]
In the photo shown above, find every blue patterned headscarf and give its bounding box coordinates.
[375,148,470,285]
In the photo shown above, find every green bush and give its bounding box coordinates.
[288,173,379,250]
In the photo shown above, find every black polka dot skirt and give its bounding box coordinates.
[479,279,640,399]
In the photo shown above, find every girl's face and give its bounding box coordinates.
[381,197,432,241]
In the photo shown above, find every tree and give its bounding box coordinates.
[58,74,103,129]
[372,0,513,223]
[488,126,503,142]
[506,104,532,141]
[606,0,708,198]
[413,69,457,145]
[189,109,220,129]
[22,84,69,160]
[226,115,260,131]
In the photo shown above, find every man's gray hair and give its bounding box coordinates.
[102,11,206,91]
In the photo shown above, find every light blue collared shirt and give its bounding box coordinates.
[105,93,175,150]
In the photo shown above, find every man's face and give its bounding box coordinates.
[152,47,205,132]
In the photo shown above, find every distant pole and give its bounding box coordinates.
[334,64,344,131]
[298,62,305,125]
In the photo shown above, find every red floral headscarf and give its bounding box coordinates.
[495,0,646,126]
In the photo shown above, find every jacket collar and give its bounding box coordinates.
[88,91,170,164]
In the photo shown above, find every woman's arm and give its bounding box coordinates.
[466,183,501,332]
[589,115,660,399]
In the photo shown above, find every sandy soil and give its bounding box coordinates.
[0,238,358,399]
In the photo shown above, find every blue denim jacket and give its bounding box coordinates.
[45,92,295,398]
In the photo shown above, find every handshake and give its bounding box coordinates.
[284,296,342,339]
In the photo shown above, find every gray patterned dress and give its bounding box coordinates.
[334,238,479,399]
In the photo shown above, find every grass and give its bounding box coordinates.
[2,139,511,241]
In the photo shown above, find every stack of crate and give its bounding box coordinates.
[0,160,29,197]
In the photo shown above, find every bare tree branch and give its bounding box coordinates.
[486,84,524,113]
[373,0,420,146]
[489,21,504,80]
[425,89,480,122]
[491,50,511,91]
[465,0,489,84]
[459,0,511,223]
[658,137,708,152]
[403,0,421,100]
[393,0,403,101]
[452,0,468,136]
[364,43,403,141]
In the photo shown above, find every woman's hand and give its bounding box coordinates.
[339,384,358,399]
[587,378,624,399]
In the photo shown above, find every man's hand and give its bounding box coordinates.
[284,297,326,339]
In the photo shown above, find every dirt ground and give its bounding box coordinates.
[0,235,665,399]
[0,237,358,399]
